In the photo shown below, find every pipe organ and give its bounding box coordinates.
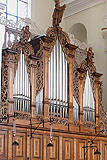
[48,39,68,118]
[36,89,43,115]
[13,50,31,113]
[83,71,95,122]
[0,2,107,160]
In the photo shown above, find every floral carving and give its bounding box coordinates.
[80,48,96,99]
[12,42,34,82]
[1,33,34,118]
[1,51,9,118]
[73,59,80,106]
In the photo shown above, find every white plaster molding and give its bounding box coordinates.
[102,28,107,52]
[61,0,75,5]
[0,14,44,49]
[101,0,107,52]
[67,32,89,50]
[62,0,104,18]
[0,3,6,15]
[0,15,43,37]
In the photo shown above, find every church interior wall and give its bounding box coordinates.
[63,2,107,111]
[31,0,54,33]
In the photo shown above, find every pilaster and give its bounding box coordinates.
[77,68,86,132]
[42,36,51,124]
[7,49,17,122]
[93,72,103,132]
[30,55,37,119]
[66,43,78,132]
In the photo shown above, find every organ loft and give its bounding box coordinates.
[0,0,107,160]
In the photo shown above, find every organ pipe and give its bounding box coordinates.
[13,50,31,112]
[48,39,68,118]
[83,71,95,122]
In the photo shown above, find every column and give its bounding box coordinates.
[77,68,86,132]
[42,36,51,122]
[7,49,17,122]
[93,72,103,132]
[30,56,37,119]
[65,43,78,131]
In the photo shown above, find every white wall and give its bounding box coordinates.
[31,0,54,33]
[64,2,107,111]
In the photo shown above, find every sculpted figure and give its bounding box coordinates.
[52,0,66,27]
[21,25,31,43]
[87,47,94,62]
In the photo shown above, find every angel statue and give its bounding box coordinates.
[52,0,66,27]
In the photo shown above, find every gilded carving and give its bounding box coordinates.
[99,82,107,132]
[1,26,34,118]
[46,26,70,58]
[84,121,96,129]
[12,42,34,82]
[73,59,80,106]
[14,111,31,120]
[20,25,31,44]
[1,51,9,119]
[74,120,80,127]
[80,48,96,99]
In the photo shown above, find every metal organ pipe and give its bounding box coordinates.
[48,39,68,118]
[83,71,95,122]
[13,50,31,113]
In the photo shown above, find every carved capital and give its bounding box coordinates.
[93,72,103,80]
[43,46,50,52]
[69,102,73,108]
[65,43,78,51]
[44,99,49,105]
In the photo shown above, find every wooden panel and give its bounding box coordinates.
[89,141,100,160]
[0,130,7,160]
[63,138,73,160]
[49,139,57,159]
[47,136,59,160]
[16,136,23,157]
[103,141,107,160]
[77,139,87,160]
[31,134,42,160]
[0,134,5,155]
[79,142,85,160]
[13,132,26,160]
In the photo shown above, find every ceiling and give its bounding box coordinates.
[61,0,104,18]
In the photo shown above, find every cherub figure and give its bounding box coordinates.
[21,25,31,44]
[52,0,66,27]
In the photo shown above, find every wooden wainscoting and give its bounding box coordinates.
[47,136,59,160]
[102,141,107,160]
[89,141,100,160]
[12,131,27,160]
[31,134,43,160]
[0,130,8,160]
[0,126,107,160]
[62,137,73,160]
[77,139,87,160]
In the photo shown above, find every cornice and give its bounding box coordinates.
[61,0,104,18]
[0,3,6,15]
